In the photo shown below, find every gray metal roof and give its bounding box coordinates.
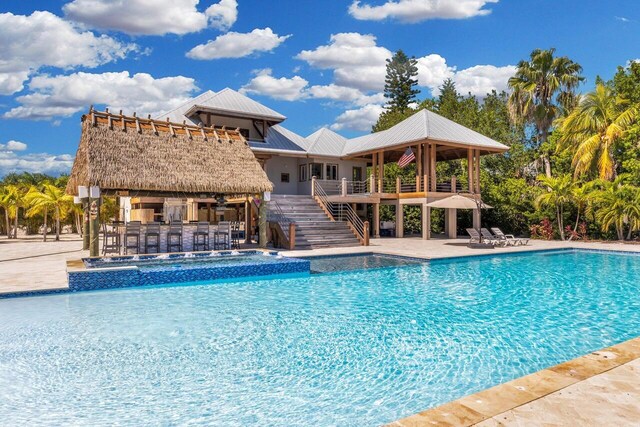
[305,128,348,157]
[249,124,307,153]
[342,109,509,156]
[155,90,216,125]
[186,88,286,122]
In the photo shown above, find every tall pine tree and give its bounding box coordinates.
[383,50,419,112]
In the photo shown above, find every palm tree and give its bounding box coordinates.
[0,185,15,238]
[534,174,575,240]
[508,48,584,177]
[559,83,637,180]
[24,183,73,241]
[0,184,23,239]
[589,175,640,240]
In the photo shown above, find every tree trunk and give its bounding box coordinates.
[627,225,633,241]
[4,210,10,238]
[55,206,60,241]
[557,206,565,240]
[539,129,552,177]
[43,208,48,242]
[617,224,624,241]
[13,208,18,239]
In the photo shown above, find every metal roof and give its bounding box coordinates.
[186,88,286,122]
[249,124,307,153]
[305,128,348,157]
[342,109,509,156]
[155,90,216,125]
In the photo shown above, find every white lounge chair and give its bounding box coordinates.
[466,228,481,244]
[480,228,507,247]
[491,227,529,246]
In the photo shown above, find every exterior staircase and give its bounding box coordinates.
[268,194,361,250]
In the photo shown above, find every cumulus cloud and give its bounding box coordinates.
[307,84,386,106]
[4,71,198,120]
[330,104,384,132]
[0,11,137,95]
[240,69,309,101]
[63,0,237,35]
[187,28,291,60]
[451,64,517,97]
[348,0,499,23]
[0,141,28,152]
[0,152,74,176]
[296,33,391,91]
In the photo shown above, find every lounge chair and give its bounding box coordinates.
[466,228,481,244]
[480,228,507,247]
[491,227,529,246]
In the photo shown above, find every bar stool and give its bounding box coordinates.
[231,221,241,250]
[124,221,141,254]
[102,223,121,255]
[144,222,161,254]
[193,221,210,251]
[214,221,230,250]
[167,220,183,253]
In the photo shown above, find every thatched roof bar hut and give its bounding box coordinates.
[67,109,273,197]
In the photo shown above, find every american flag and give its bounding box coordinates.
[397,147,415,168]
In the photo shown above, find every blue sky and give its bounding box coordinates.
[1,0,639,176]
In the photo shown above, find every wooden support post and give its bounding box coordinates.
[422,143,428,193]
[417,144,422,192]
[430,144,437,191]
[373,203,380,238]
[369,173,376,193]
[341,177,347,197]
[311,176,317,197]
[475,150,481,193]
[396,176,401,194]
[451,175,457,193]
[422,204,431,240]
[244,198,251,244]
[396,202,404,238]
[288,222,296,250]
[364,221,370,246]
[467,148,474,193]
[258,194,267,248]
[371,152,377,188]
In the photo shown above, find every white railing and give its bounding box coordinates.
[316,179,342,195]
[313,178,368,245]
[347,180,369,194]
[267,200,291,242]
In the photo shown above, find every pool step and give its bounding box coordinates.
[268,195,361,250]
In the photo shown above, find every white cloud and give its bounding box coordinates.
[4,71,198,120]
[0,152,74,176]
[206,0,238,31]
[187,28,291,60]
[449,64,516,97]
[296,33,391,91]
[416,54,455,88]
[0,11,137,95]
[308,84,385,106]
[0,141,28,152]
[348,0,499,23]
[330,104,384,132]
[63,0,237,35]
[240,69,309,101]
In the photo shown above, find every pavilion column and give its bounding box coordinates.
[377,151,384,193]
[444,208,457,239]
[244,198,252,244]
[421,204,430,240]
[467,148,474,193]
[430,144,437,191]
[373,203,380,238]
[422,143,429,193]
[416,144,422,192]
[475,149,481,193]
[258,194,267,248]
[396,202,404,238]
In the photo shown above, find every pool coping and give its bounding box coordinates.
[386,337,640,426]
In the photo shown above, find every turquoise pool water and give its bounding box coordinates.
[1,249,639,426]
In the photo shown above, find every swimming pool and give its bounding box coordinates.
[1,249,639,425]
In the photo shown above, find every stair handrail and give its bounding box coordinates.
[267,200,291,242]
[314,179,367,245]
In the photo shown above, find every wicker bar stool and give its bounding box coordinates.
[102,223,121,255]
[214,221,230,250]
[144,222,161,254]
[193,221,210,251]
[167,220,183,253]
[124,221,141,254]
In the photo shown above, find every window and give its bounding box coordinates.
[298,164,307,182]
[352,166,363,181]
[309,163,323,179]
[281,173,290,183]
[326,164,338,181]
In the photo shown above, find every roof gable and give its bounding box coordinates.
[191,88,286,122]
[305,128,348,157]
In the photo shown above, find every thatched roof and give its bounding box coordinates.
[67,109,273,196]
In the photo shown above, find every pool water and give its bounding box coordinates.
[306,253,425,273]
[1,249,639,426]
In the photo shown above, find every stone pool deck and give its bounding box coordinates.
[1,234,639,425]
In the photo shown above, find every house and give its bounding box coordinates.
[119,88,507,248]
